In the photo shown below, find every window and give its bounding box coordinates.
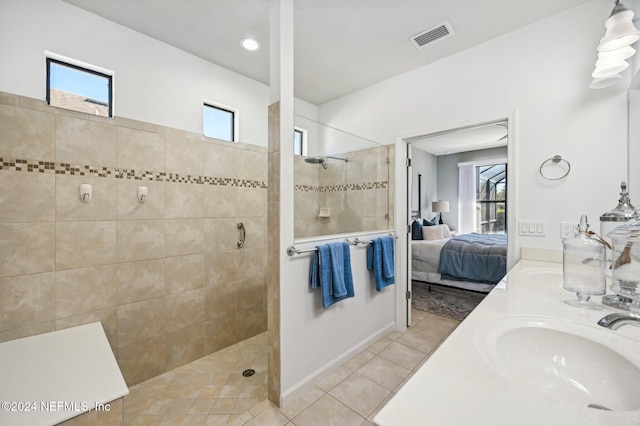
[46,57,113,117]
[204,103,237,142]
[476,163,507,234]
[294,128,307,156]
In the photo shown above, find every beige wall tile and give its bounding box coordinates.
[116,220,165,262]
[0,321,55,344]
[204,282,237,321]
[54,115,117,167]
[55,308,118,352]
[55,174,117,221]
[166,324,204,370]
[203,142,236,178]
[165,288,204,332]
[118,336,166,386]
[116,127,165,172]
[165,254,204,295]
[116,179,165,220]
[0,104,54,161]
[0,171,55,222]
[236,188,267,218]
[0,92,19,106]
[56,221,116,270]
[236,150,267,183]
[56,265,117,318]
[165,182,204,219]
[237,276,266,312]
[165,219,204,256]
[116,259,165,305]
[204,251,237,287]
[165,135,204,176]
[0,223,55,277]
[204,313,237,354]
[237,302,267,342]
[204,218,241,252]
[203,185,238,218]
[237,246,266,280]
[0,272,55,332]
[239,217,266,249]
[117,298,166,348]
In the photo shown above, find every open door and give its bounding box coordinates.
[406,142,413,327]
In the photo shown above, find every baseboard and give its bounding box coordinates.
[279,322,396,407]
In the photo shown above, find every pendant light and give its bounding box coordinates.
[590,1,640,89]
[598,1,640,52]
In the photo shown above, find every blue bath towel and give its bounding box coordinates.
[309,242,354,308]
[367,237,395,291]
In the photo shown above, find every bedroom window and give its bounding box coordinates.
[46,57,113,117]
[476,163,507,234]
[204,102,237,142]
[294,128,307,156]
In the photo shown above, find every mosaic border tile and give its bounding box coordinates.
[0,158,268,189]
[295,181,388,192]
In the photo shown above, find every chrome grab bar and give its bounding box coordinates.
[237,222,245,248]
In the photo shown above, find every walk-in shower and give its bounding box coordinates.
[304,156,349,169]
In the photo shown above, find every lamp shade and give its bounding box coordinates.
[432,200,449,213]
[598,7,640,51]
[590,74,622,89]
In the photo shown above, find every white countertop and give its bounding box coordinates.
[374,260,640,426]
[0,322,129,426]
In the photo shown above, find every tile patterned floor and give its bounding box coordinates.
[124,309,460,425]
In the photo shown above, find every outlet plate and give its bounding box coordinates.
[561,222,578,238]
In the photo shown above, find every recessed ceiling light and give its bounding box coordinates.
[239,38,261,51]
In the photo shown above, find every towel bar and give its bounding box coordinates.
[287,234,397,256]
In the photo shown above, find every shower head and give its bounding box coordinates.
[304,156,328,169]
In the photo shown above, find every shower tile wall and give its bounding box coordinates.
[294,145,392,238]
[0,91,267,386]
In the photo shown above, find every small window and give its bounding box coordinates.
[294,128,307,156]
[46,57,113,117]
[204,103,237,142]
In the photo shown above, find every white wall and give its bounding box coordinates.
[0,0,318,147]
[318,0,629,252]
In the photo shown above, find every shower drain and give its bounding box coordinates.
[242,369,255,377]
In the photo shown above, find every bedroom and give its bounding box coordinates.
[409,122,509,319]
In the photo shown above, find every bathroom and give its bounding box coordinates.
[0,0,637,424]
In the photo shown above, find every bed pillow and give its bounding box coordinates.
[423,217,437,226]
[438,224,452,238]
[411,220,423,240]
[422,225,444,240]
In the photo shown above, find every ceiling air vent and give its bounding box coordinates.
[410,22,454,49]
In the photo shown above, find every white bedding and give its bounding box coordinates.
[411,238,495,293]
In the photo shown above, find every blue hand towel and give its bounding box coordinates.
[310,242,354,309]
[367,237,395,291]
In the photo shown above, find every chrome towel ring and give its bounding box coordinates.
[539,155,571,181]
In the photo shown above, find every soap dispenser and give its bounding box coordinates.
[562,215,606,310]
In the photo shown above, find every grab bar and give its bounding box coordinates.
[237,222,245,248]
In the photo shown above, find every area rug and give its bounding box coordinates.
[411,281,487,321]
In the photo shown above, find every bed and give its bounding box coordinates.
[411,232,507,293]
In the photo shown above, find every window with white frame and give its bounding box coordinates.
[294,128,307,156]
[46,57,113,117]
[203,102,237,142]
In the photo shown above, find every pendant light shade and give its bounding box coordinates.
[597,2,640,51]
[590,74,623,89]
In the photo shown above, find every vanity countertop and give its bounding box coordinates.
[374,260,640,426]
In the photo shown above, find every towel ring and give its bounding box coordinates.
[539,155,570,181]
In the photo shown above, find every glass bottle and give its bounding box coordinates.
[607,210,640,306]
[562,215,606,309]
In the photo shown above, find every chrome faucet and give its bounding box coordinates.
[597,313,640,330]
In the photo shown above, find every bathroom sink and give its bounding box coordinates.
[475,316,640,412]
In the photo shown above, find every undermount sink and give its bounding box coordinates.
[475,316,640,412]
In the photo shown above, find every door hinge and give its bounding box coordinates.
[407,224,411,234]
[406,290,411,300]
[406,158,411,167]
